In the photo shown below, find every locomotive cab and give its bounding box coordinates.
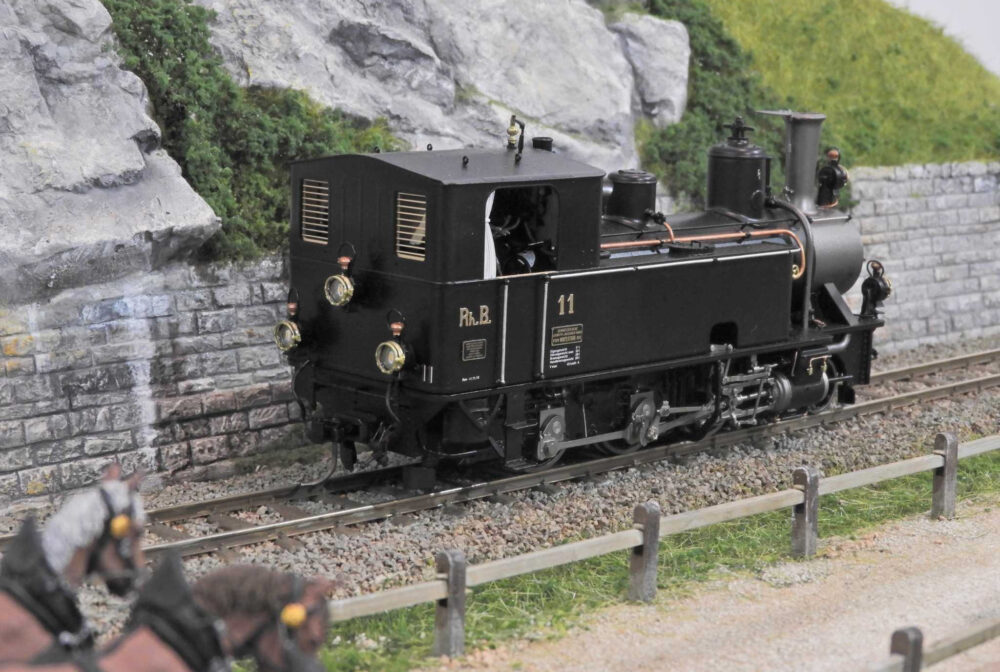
[285,146,607,394]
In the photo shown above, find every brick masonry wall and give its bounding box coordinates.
[0,258,298,502]
[1,161,998,500]
[847,160,1000,353]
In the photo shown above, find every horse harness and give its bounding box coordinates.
[233,574,327,672]
[123,591,229,672]
[32,572,230,672]
[84,487,140,592]
[100,557,320,672]
[120,572,323,672]
[0,487,140,664]
[0,517,94,655]
[126,569,324,672]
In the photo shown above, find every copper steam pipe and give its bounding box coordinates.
[599,228,806,280]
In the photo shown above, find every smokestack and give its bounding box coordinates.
[759,110,826,214]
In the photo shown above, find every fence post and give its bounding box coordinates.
[791,466,819,558]
[931,432,959,519]
[890,626,923,672]
[432,549,466,658]
[628,501,661,602]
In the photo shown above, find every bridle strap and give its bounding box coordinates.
[233,574,322,672]
[234,575,305,659]
[0,517,93,652]
[85,487,136,578]
[126,604,230,672]
[0,576,93,651]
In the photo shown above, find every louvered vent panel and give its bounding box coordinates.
[300,179,329,245]
[395,192,427,261]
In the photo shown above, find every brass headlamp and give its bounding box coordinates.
[375,313,410,375]
[274,320,302,352]
[324,253,355,307]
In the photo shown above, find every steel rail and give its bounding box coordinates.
[4,349,991,554]
[870,347,1000,384]
[141,464,404,524]
[136,371,1000,559]
[117,348,1000,530]
[0,464,403,551]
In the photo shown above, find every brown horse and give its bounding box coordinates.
[2,553,331,672]
[0,464,146,663]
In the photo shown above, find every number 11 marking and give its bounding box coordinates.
[557,293,575,315]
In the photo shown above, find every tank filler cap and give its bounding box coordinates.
[609,168,657,184]
[532,136,554,151]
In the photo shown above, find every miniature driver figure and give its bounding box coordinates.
[817,147,849,208]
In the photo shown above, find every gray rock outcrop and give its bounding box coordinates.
[193,0,690,174]
[0,0,218,303]
[0,0,689,303]
[610,12,691,128]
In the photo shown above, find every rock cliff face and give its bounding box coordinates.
[193,0,690,174]
[0,0,688,305]
[0,0,218,303]
[610,13,690,128]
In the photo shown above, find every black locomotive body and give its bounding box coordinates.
[276,112,891,472]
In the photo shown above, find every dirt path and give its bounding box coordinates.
[433,500,1000,672]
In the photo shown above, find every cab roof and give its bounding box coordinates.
[298,147,607,186]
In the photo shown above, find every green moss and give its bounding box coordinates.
[641,0,802,206]
[597,1,651,23]
[640,0,998,207]
[103,0,399,260]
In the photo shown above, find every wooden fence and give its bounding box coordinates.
[327,432,1000,658]
[870,616,1000,671]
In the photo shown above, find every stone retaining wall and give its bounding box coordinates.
[848,161,1000,353]
[0,258,297,500]
[1,160,998,499]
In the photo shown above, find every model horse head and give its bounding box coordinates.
[39,463,147,596]
[192,565,332,672]
[91,556,331,672]
[0,464,146,663]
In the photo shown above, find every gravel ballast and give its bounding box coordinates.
[4,337,999,644]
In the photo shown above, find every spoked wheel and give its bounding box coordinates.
[506,448,566,473]
[507,413,569,473]
[681,409,724,442]
[596,440,641,456]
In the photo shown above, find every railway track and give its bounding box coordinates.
[868,348,1000,384]
[3,349,999,558]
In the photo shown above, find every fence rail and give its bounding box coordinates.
[328,432,1000,658]
[870,616,1000,671]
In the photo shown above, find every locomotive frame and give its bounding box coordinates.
[276,111,891,475]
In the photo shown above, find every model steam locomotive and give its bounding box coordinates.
[274,111,891,476]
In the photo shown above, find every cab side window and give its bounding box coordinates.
[488,186,559,275]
